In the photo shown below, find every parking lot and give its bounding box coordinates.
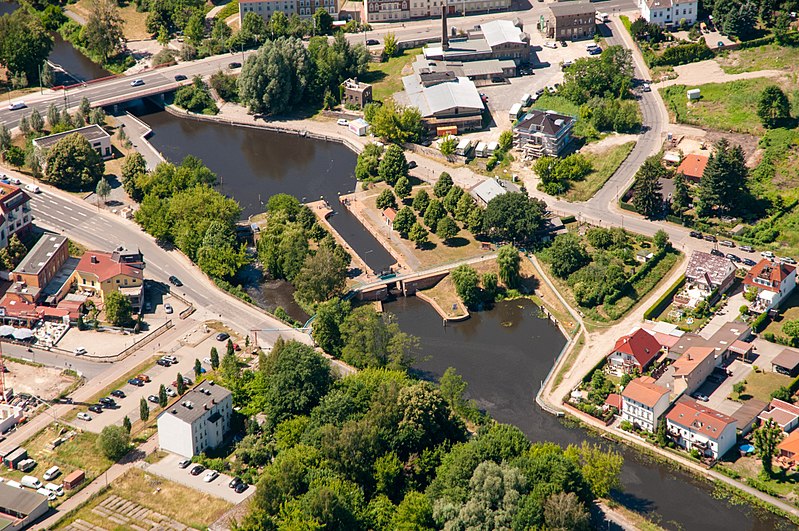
[144,452,255,503]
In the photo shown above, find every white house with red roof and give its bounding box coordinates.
[621,376,671,432]
[743,259,796,312]
[666,397,738,459]
[606,328,663,375]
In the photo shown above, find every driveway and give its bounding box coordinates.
[699,358,752,416]
[144,452,255,504]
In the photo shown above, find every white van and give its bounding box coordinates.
[37,487,56,501]
[509,103,523,121]
[43,466,60,481]
[45,482,64,496]
[6,480,22,489]
[25,183,41,194]
[21,475,42,489]
[520,93,532,106]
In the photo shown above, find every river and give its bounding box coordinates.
[388,296,786,530]
[0,1,110,84]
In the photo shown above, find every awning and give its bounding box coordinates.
[0,325,14,336]
[12,328,33,340]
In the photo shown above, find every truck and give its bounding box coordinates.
[456,139,473,157]
[509,103,523,121]
[21,475,42,489]
[596,12,609,22]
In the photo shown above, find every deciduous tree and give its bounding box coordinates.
[378,144,408,186]
[139,397,149,421]
[483,192,547,244]
[393,206,416,236]
[83,0,125,62]
[376,188,398,211]
[497,244,521,288]
[96,425,130,460]
[43,133,105,190]
[293,245,349,308]
[451,264,480,308]
[434,172,453,198]
[104,290,132,326]
[409,222,428,247]
[394,176,411,200]
[753,418,783,476]
[436,216,459,243]
[548,233,589,278]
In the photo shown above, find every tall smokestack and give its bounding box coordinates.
[441,0,449,51]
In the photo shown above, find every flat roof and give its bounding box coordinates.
[480,19,528,47]
[41,257,80,302]
[550,0,596,16]
[773,348,799,370]
[32,124,110,149]
[14,234,67,277]
[471,179,507,204]
[159,381,231,425]
[403,75,484,117]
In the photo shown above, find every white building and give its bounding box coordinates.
[32,124,112,161]
[156,381,233,458]
[239,0,337,22]
[407,0,511,21]
[0,183,33,251]
[639,0,698,27]
[470,178,507,207]
[621,376,671,432]
[666,398,737,459]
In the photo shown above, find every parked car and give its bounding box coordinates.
[190,465,205,476]
[216,332,230,341]
[130,79,145,87]
[642,83,651,92]
[689,231,703,238]
[8,102,26,110]
[7,177,20,185]
[174,74,187,81]
[99,397,116,408]
[740,245,755,252]
[761,250,775,259]
[588,46,602,55]
[703,234,717,242]
[77,412,92,421]
[234,482,249,493]
[168,275,183,286]
[559,40,568,47]
[535,88,545,96]
[693,393,709,402]
[128,378,144,386]
[336,118,348,126]
[45,482,64,496]
[726,253,741,262]
[178,459,191,469]
[43,466,61,481]
[111,390,126,398]
[203,470,219,483]
[166,387,177,397]
[228,62,241,69]
[164,303,173,314]
[21,476,42,489]
[156,359,171,367]
[137,374,151,383]
[719,240,735,247]
[74,347,87,355]
[710,249,724,257]
[543,41,557,49]
[147,395,159,404]
[781,256,797,265]
[408,161,417,169]
[25,183,41,194]
[88,404,103,413]
[561,60,574,69]
[229,477,242,489]
[743,258,756,266]
[162,355,177,364]
[172,377,192,387]
[37,487,56,501]
[366,39,379,45]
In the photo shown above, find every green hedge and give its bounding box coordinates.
[649,41,713,67]
[751,311,769,333]
[788,373,799,394]
[619,200,637,213]
[644,274,686,320]
[738,35,775,49]
[582,357,607,384]
[560,215,576,224]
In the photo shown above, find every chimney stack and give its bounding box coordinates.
[441,0,449,51]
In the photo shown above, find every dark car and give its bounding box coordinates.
[408,161,417,169]
[560,40,568,47]
[704,234,717,242]
[156,359,171,367]
[128,378,144,387]
[147,395,159,404]
[589,47,602,55]
[229,477,242,489]
[689,231,703,238]
[178,459,191,469]
[743,258,757,266]
[234,482,249,493]
[228,62,242,69]
[535,88,545,96]
[216,332,230,341]
[366,39,379,45]
[726,253,741,263]
[111,390,126,398]
[168,275,183,287]
[99,397,116,408]
[710,249,724,257]
[174,74,187,81]
[88,404,103,413]
[190,464,205,475]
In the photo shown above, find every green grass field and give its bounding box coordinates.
[362,47,422,102]
[565,141,636,202]
[717,43,799,74]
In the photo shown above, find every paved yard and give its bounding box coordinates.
[58,320,168,359]
[144,452,255,504]
[700,358,752,416]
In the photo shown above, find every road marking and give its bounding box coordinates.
[63,205,73,211]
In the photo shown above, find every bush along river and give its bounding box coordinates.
[134,107,787,529]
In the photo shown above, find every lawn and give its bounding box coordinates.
[735,370,792,403]
[723,453,799,499]
[2,424,114,504]
[659,78,787,134]
[361,47,422,102]
[531,95,599,140]
[763,289,799,342]
[55,469,233,530]
[564,141,636,202]
[72,0,151,40]
[717,43,799,74]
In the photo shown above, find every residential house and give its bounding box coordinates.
[670,346,716,396]
[621,376,670,432]
[0,482,49,531]
[402,74,485,133]
[677,250,736,307]
[668,322,752,363]
[73,250,145,312]
[157,381,233,457]
[666,397,737,459]
[676,154,709,184]
[639,0,699,27]
[758,398,799,433]
[777,429,799,466]
[383,208,396,228]
[405,0,512,23]
[606,328,662,374]
[772,348,799,377]
[512,109,575,159]
[743,259,797,312]
[341,79,373,109]
[544,1,596,40]
[470,178,507,207]
[0,183,33,251]
[32,124,112,161]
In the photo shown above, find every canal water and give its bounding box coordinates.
[389,296,786,531]
[137,108,396,274]
[0,1,110,84]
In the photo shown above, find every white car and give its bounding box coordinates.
[8,102,26,110]
[25,183,41,194]
[203,470,219,483]
[642,83,651,92]
[203,357,212,365]
[77,412,92,421]
[761,250,775,259]
[7,177,21,185]
[162,355,177,364]
[45,483,64,496]
[782,256,797,265]
[543,41,558,49]
[74,347,87,355]
[130,79,145,87]
[164,303,173,314]
[166,387,177,397]
[37,487,57,501]
[336,119,349,126]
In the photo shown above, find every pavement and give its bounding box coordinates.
[115,112,166,170]
[144,452,255,504]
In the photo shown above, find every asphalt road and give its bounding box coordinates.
[2,340,106,379]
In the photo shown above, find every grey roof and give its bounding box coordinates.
[423,39,493,61]
[0,482,48,516]
[14,234,67,276]
[773,349,799,370]
[160,381,231,425]
[413,55,516,80]
[685,250,736,287]
[460,59,517,77]
[471,179,508,204]
[32,124,110,149]
[549,1,596,16]
[481,19,528,47]
[403,75,484,117]
[514,109,574,136]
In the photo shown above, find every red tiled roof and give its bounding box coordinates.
[778,429,799,457]
[676,154,709,179]
[383,208,397,222]
[76,252,143,283]
[672,346,715,377]
[743,259,795,293]
[666,397,736,440]
[605,393,622,410]
[622,376,669,408]
[0,183,30,215]
[608,328,662,368]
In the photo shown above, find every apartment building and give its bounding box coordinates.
[513,109,575,159]
[157,382,234,458]
[639,0,698,27]
[621,376,671,432]
[0,183,32,251]
[239,0,337,22]
[666,397,737,459]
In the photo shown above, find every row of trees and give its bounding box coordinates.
[449,245,523,308]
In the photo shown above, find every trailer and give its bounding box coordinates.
[475,141,488,157]
[456,139,473,156]
[687,88,701,100]
[509,103,523,121]
[520,93,532,106]
[486,141,500,155]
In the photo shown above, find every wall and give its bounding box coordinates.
[402,271,448,295]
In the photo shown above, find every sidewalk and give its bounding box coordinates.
[115,112,165,170]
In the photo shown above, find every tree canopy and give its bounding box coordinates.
[43,132,105,190]
[483,193,547,245]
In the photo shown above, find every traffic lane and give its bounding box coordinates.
[2,341,109,380]
[146,453,255,504]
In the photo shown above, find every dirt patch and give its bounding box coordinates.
[703,129,761,162]
[580,133,638,155]
[4,360,77,400]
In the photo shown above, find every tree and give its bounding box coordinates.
[497,245,521,288]
[122,152,147,201]
[671,172,690,215]
[4,146,25,169]
[196,221,249,280]
[483,193,547,245]
[312,298,350,355]
[753,418,783,476]
[423,199,446,230]
[368,100,422,143]
[378,145,408,186]
[656,417,668,447]
[29,108,44,133]
[340,306,418,370]
[210,346,220,370]
[434,172,453,198]
[653,229,670,249]
[122,415,132,433]
[178,372,187,394]
[573,441,623,498]
[95,177,111,206]
[697,138,747,216]
[238,37,311,115]
[451,264,480,308]
[0,10,53,84]
[293,245,349,308]
[104,290,132,326]
[139,397,150,421]
[413,189,430,214]
[439,135,457,157]
[543,492,589,531]
[83,0,125,62]
[47,103,60,129]
[376,188,398,211]
[43,133,105,190]
[757,85,791,128]
[774,12,791,45]
[393,206,416,236]
[548,233,589,278]
[439,367,469,416]
[455,193,475,223]
[158,383,168,407]
[0,125,9,155]
[96,425,130,461]
[18,116,30,137]
[184,13,205,44]
[443,186,463,214]
[383,32,398,57]
[221,347,240,382]
[241,11,269,46]
[394,176,411,200]
[79,97,91,118]
[174,76,218,115]
[783,320,799,339]
[631,155,664,218]
[409,222,428,248]
[436,216,459,243]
